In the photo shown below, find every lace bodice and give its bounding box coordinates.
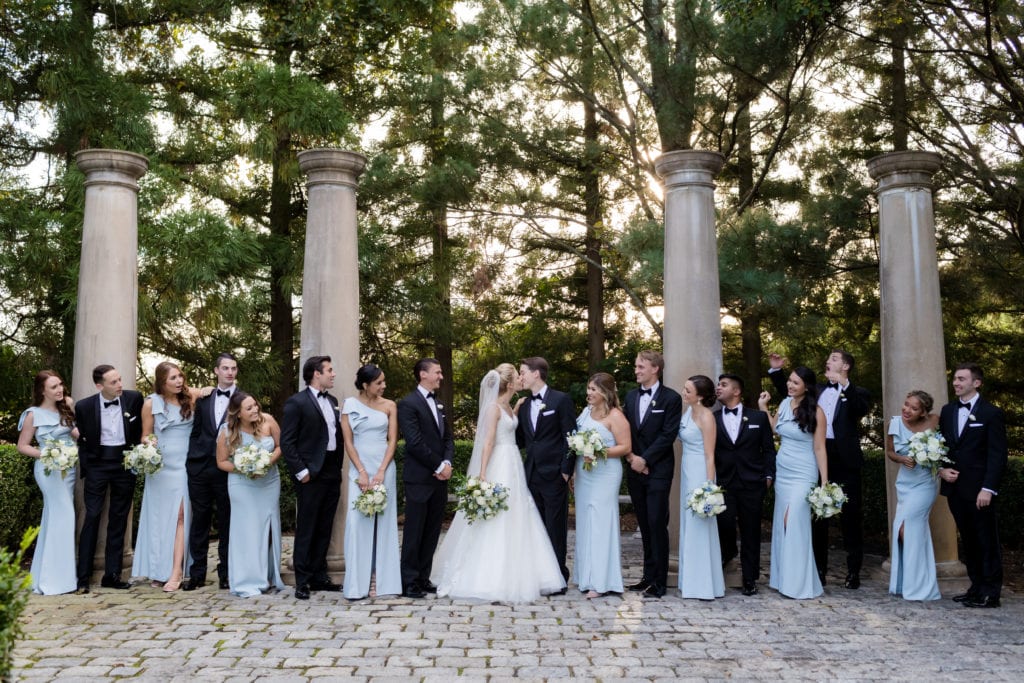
[494,409,517,445]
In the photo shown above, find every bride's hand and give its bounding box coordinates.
[512,396,527,414]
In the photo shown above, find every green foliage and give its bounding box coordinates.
[0,527,38,682]
[0,446,43,552]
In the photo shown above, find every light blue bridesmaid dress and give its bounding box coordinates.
[888,416,941,600]
[769,398,823,599]
[20,407,77,595]
[342,397,401,599]
[572,406,624,594]
[227,431,285,597]
[677,406,725,599]
[133,395,193,582]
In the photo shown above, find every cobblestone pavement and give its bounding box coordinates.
[13,532,1023,681]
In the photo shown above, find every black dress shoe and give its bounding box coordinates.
[402,586,426,599]
[309,579,342,592]
[183,577,206,591]
[627,579,651,592]
[741,582,759,596]
[100,575,131,589]
[818,571,827,587]
[76,582,90,594]
[547,587,568,596]
[642,584,665,599]
[952,591,979,603]
[421,581,438,594]
[295,585,310,600]
[219,577,230,590]
[844,573,861,590]
[963,595,1000,608]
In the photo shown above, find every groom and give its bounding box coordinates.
[397,358,454,598]
[516,357,575,588]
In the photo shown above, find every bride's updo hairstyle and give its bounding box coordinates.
[588,372,621,410]
[495,363,517,393]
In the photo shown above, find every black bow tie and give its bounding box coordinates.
[216,389,231,398]
[724,406,739,415]
[959,401,972,410]
[826,382,840,390]
[318,390,330,399]
[532,394,543,401]
[103,399,119,409]
[426,391,436,400]
[638,388,652,396]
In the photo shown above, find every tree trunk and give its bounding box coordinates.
[581,3,605,372]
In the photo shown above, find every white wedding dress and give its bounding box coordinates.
[431,408,566,602]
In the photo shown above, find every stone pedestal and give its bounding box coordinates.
[71,149,149,578]
[293,149,367,581]
[867,150,962,576]
[654,150,726,576]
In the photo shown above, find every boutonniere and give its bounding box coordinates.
[651,400,657,407]
[123,412,131,418]
[334,405,340,412]
[742,416,749,423]
[538,403,546,411]
[968,414,976,422]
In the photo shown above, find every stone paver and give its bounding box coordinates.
[12,532,1022,681]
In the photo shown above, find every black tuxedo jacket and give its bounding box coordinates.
[623,384,682,481]
[939,396,1007,500]
[281,389,342,479]
[516,388,576,480]
[713,406,776,488]
[75,390,144,474]
[187,390,230,473]
[770,370,870,466]
[398,389,455,485]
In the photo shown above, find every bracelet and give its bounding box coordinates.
[358,469,366,474]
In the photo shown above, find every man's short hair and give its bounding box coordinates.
[303,355,332,385]
[718,372,745,392]
[92,364,115,384]
[520,357,549,382]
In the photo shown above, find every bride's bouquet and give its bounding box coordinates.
[567,428,607,471]
[123,441,163,476]
[454,475,509,524]
[807,482,847,520]
[354,483,388,516]
[686,481,727,518]
[906,428,952,475]
[232,443,273,478]
[39,439,78,479]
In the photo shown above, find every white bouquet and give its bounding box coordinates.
[39,439,78,479]
[567,428,608,472]
[123,441,163,476]
[807,482,847,520]
[455,475,510,524]
[906,428,952,475]
[686,481,727,518]
[232,443,273,478]
[354,483,388,516]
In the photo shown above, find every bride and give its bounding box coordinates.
[431,363,567,602]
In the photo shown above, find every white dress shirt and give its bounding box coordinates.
[722,403,743,443]
[214,385,235,426]
[638,381,659,423]
[100,396,126,446]
[817,381,847,439]
[417,385,450,474]
[530,384,549,430]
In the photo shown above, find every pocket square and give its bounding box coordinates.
[747,424,760,429]
[541,410,555,417]
[968,422,984,428]
[651,409,665,414]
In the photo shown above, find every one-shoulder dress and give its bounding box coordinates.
[677,406,725,599]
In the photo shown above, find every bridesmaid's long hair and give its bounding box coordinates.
[154,361,195,420]
[792,366,818,434]
[224,391,265,453]
[588,372,621,410]
[32,370,75,428]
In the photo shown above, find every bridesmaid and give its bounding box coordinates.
[217,392,285,597]
[886,390,941,601]
[677,375,725,600]
[134,361,205,591]
[573,372,631,598]
[341,364,402,600]
[758,366,828,600]
[16,371,79,595]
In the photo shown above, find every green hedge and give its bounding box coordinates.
[1,528,37,681]
[0,446,44,551]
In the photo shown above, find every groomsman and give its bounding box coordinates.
[623,350,682,599]
[516,357,575,589]
[185,352,237,590]
[281,355,344,600]
[397,358,454,598]
[713,373,775,596]
[939,363,1007,608]
[75,364,144,592]
[769,350,870,588]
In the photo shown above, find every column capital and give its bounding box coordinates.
[75,149,149,191]
[866,150,941,192]
[655,150,726,189]
[297,149,367,189]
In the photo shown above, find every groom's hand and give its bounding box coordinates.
[434,462,453,480]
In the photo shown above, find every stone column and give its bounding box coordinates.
[295,148,367,580]
[867,150,961,576]
[655,150,727,576]
[71,149,149,577]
